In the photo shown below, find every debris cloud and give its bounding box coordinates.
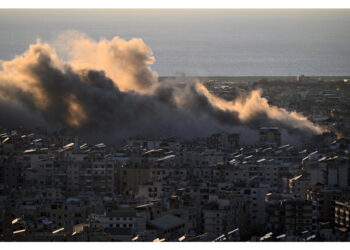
[0,31,322,145]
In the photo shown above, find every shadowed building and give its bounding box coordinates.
[259,127,281,146]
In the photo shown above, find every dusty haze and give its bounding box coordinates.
[0,31,322,145]
[1,9,350,76]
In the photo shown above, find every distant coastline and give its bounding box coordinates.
[159,76,350,82]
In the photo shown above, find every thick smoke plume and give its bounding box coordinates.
[55,30,158,93]
[0,31,322,145]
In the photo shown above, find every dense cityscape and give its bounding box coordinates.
[1,76,350,242]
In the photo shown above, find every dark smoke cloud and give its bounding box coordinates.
[0,32,322,145]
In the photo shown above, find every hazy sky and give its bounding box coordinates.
[1,9,350,76]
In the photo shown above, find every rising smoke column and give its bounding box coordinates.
[55,30,158,93]
[0,41,233,142]
[195,83,321,134]
[0,31,322,144]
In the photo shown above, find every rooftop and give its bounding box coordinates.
[148,214,185,231]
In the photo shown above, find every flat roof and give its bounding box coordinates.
[149,214,185,231]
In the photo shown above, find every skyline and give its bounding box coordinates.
[1,7,350,245]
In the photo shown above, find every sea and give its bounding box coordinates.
[1,9,350,77]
